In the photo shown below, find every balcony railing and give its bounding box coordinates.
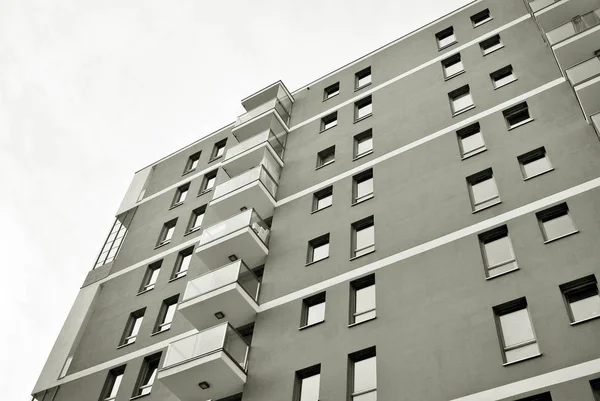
[529,0,561,13]
[225,129,287,162]
[546,8,600,45]
[213,165,278,201]
[183,260,261,303]
[199,208,270,247]
[236,97,291,127]
[566,54,600,86]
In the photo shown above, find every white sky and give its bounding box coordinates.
[0,0,470,399]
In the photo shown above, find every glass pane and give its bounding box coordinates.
[355,309,377,323]
[484,236,514,267]
[164,226,175,241]
[190,158,199,170]
[148,268,160,286]
[452,92,474,112]
[164,324,228,367]
[223,326,249,368]
[108,373,123,398]
[461,132,485,155]
[320,152,335,165]
[324,119,337,130]
[179,254,192,274]
[495,73,516,87]
[300,374,320,401]
[205,176,216,190]
[542,214,576,240]
[354,390,377,401]
[445,60,464,77]
[505,342,540,363]
[216,146,225,158]
[356,285,376,314]
[184,261,241,300]
[357,103,373,119]
[523,157,551,178]
[439,34,456,48]
[471,178,498,205]
[356,225,375,251]
[317,194,332,210]
[358,74,372,88]
[357,137,373,155]
[354,356,377,392]
[192,212,204,229]
[499,309,535,347]
[131,316,143,337]
[142,364,158,387]
[488,261,518,277]
[164,303,177,324]
[570,294,600,322]
[484,41,503,54]
[313,242,329,261]
[357,178,373,200]
[307,302,326,325]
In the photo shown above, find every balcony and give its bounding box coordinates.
[222,129,286,177]
[195,208,270,269]
[566,54,600,118]
[157,323,249,401]
[179,260,260,331]
[547,8,600,69]
[592,112,600,138]
[532,0,600,31]
[210,165,278,220]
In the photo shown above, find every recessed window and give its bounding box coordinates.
[352,216,375,258]
[354,129,373,159]
[210,139,227,161]
[307,234,330,264]
[457,122,486,159]
[316,146,335,169]
[355,67,372,90]
[184,151,201,174]
[301,292,326,328]
[172,183,189,207]
[157,219,177,247]
[479,225,518,278]
[491,65,517,89]
[503,102,532,129]
[493,297,540,365]
[154,295,179,334]
[187,205,206,233]
[349,347,377,401]
[471,8,492,27]
[441,53,465,79]
[466,168,500,212]
[139,261,162,293]
[320,112,338,132]
[120,308,145,346]
[436,27,457,50]
[132,353,161,397]
[294,364,321,401]
[58,355,73,379]
[355,96,373,121]
[350,275,376,325]
[324,82,340,100]
[590,378,600,400]
[560,275,600,324]
[480,34,504,55]
[172,247,193,280]
[518,147,553,180]
[199,169,218,194]
[94,210,134,269]
[353,169,374,204]
[449,85,475,115]
[536,203,578,243]
[99,366,125,401]
[312,186,333,212]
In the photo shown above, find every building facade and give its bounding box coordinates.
[32,0,600,400]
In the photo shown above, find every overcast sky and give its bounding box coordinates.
[0,0,470,399]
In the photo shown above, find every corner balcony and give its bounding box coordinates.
[531,0,600,31]
[547,8,600,70]
[195,208,270,269]
[210,165,278,220]
[222,128,286,178]
[179,260,260,331]
[157,323,249,401]
[566,54,600,119]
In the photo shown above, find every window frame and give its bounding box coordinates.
[187,205,207,233]
[353,129,373,160]
[294,364,321,401]
[307,234,330,265]
[171,183,190,208]
[457,122,486,159]
[518,147,553,180]
[490,65,517,89]
[351,216,375,259]
[471,8,493,28]
[354,96,373,122]
[312,186,333,213]
[171,247,194,280]
[323,82,340,100]
[479,225,519,279]
[466,168,501,212]
[435,26,457,50]
[139,260,162,294]
[99,366,126,401]
[503,102,533,130]
[199,169,218,195]
[480,34,504,56]
[352,169,374,204]
[316,146,336,169]
[536,203,578,243]
[441,53,465,80]
[153,294,179,334]
[183,151,201,175]
[132,353,161,398]
[210,139,227,162]
[349,274,376,326]
[320,112,338,132]
[559,275,600,325]
[493,297,541,365]
[156,219,177,247]
[119,308,145,347]
[449,85,475,116]
[355,67,372,90]
[300,292,326,329]
[348,347,377,400]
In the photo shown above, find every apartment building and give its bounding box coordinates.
[32,0,600,400]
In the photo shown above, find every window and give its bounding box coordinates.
[493,297,540,364]
[307,234,330,264]
[349,347,377,400]
[154,295,179,334]
[132,353,160,397]
[157,219,177,247]
[352,169,374,204]
[355,96,373,121]
[120,309,145,346]
[503,102,532,129]
[301,292,326,328]
[354,129,373,159]
[518,147,553,180]
[436,27,457,49]
[466,168,501,212]
[172,247,193,280]
[172,183,189,207]
[479,225,518,278]
[457,122,486,159]
[515,393,552,401]
[320,112,338,132]
[294,365,321,401]
[316,146,335,169]
[350,275,376,325]
[210,139,227,161]
[58,355,73,379]
[536,203,577,242]
[187,205,206,233]
[591,378,600,401]
[312,186,333,212]
[441,53,465,79]
[324,82,340,100]
[99,366,125,401]
[139,261,162,293]
[199,169,218,194]
[560,275,600,324]
[480,34,503,55]
[355,67,372,89]
[352,216,375,258]
[184,151,201,174]
[94,210,134,269]
[471,8,492,27]
[449,85,475,115]
[491,65,517,89]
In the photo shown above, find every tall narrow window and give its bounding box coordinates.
[324,82,340,100]
[355,96,373,121]
[352,169,374,204]
[480,34,503,55]
[172,183,189,207]
[449,85,475,115]
[210,139,227,161]
[120,309,145,346]
[316,146,335,169]
[491,65,517,89]
[154,295,179,334]
[503,102,532,129]
[187,205,206,233]
[320,112,338,132]
[183,151,201,174]
[493,297,540,364]
[518,147,553,180]
[58,355,73,379]
[132,353,161,397]
[355,67,372,90]
[350,275,376,325]
[99,366,125,401]
[307,234,330,264]
[157,219,177,247]
[172,247,193,280]
[590,378,600,401]
[352,216,375,258]
[139,260,162,293]
[349,347,377,400]
[312,186,333,212]
[301,292,326,328]
[479,225,518,278]
[471,9,492,27]
[441,53,465,79]
[466,168,501,212]
[560,275,600,324]
[294,364,321,401]
[354,129,373,159]
[536,203,578,242]
[457,122,486,159]
[199,169,218,194]
[436,27,457,49]
[94,210,134,269]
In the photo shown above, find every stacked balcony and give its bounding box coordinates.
[566,53,600,119]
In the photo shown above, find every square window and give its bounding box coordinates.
[316,146,335,169]
[503,102,532,129]
[132,353,161,397]
[172,247,193,279]
[349,347,377,400]
[560,275,600,324]
[199,169,218,194]
[320,112,338,132]
[352,216,375,258]
[301,292,326,328]
[491,65,517,89]
[480,34,504,55]
[441,53,465,79]
[294,364,321,401]
[307,234,330,264]
[355,96,373,121]
[139,260,162,293]
[479,225,518,278]
[471,9,492,27]
[187,205,206,233]
[120,308,145,346]
[354,129,373,159]
[312,186,333,212]
[449,85,475,115]
[350,275,376,325]
[436,27,457,50]
[353,169,374,204]
[172,183,189,207]
[466,168,501,211]
[154,295,179,334]
[536,203,577,242]
[157,219,177,247]
[457,122,486,159]
[324,82,340,100]
[355,67,372,89]
[493,297,540,364]
[184,151,201,174]
[518,147,553,180]
[100,366,125,401]
[210,139,227,161]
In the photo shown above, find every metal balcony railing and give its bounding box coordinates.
[235,97,291,127]
[566,54,600,86]
[546,8,600,45]
[224,129,287,162]
[199,208,270,247]
[213,165,278,201]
